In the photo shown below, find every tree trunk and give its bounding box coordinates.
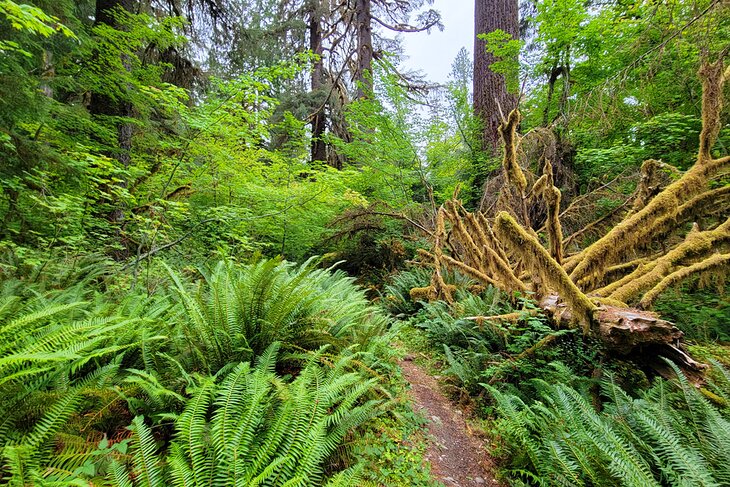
[90,0,136,252]
[473,0,518,155]
[309,4,330,166]
[355,0,373,99]
[540,294,707,381]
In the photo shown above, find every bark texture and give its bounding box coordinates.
[473,0,519,154]
[309,2,329,165]
[355,0,374,99]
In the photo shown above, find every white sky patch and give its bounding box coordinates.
[400,0,474,84]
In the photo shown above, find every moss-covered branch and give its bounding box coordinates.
[639,252,730,308]
[494,212,597,332]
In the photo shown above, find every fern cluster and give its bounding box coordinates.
[0,258,387,486]
[410,288,584,395]
[162,258,389,373]
[47,344,379,486]
[487,361,730,486]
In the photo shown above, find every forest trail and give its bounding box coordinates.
[399,358,502,487]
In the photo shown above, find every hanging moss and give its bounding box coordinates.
[592,296,629,308]
[442,254,499,287]
[594,262,658,297]
[494,212,597,333]
[437,201,526,292]
[477,212,510,263]
[531,174,548,196]
[444,200,483,266]
[571,154,730,289]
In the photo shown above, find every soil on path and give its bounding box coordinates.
[400,358,502,487]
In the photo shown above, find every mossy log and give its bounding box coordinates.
[540,294,707,377]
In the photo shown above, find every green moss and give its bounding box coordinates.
[495,212,597,333]
[499,109,527,194]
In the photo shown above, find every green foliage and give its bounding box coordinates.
[0,257,392,485]
[381,266,432,316]
[101,346,379,487]
[162,258,389,373]
[355,398,439,487]
[575,144,645,188]
[654,286,730,343]
[478,29,523,95]
[634,113,702,169]
[487,362,730,486]
[404,286,599,397]
[0,0,75,55]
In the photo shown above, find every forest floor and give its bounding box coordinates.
[399,357,502,487]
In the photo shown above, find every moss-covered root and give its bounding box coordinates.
[609,218,730,304]
[541,161,564,265]
[499,109,526,194]
[698,57,726,161]
[442,200,526,292]
[639,252,730,309]
[650,185,730,242]
[414,208,455,303]
[494,211,597,333]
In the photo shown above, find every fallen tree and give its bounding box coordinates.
[412,56,730,378]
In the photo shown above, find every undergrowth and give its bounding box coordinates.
[487,361,730,486]
[385,268,730,486]
[0,257,428,486]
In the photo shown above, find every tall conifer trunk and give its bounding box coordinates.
[473,0,518,155]
[309,3,329,165]
[355,0,373,99]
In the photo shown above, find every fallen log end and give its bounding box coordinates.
[540,293,708,381]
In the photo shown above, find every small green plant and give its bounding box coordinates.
[654,285,730,343]
[408,288,596,397]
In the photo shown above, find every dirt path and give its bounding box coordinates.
[400,358,501,487]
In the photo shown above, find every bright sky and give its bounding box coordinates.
[400,0,474,84]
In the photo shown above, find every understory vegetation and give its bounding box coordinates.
[0,257,442,486]
[387,270,730,485]
[1,0,729,485]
